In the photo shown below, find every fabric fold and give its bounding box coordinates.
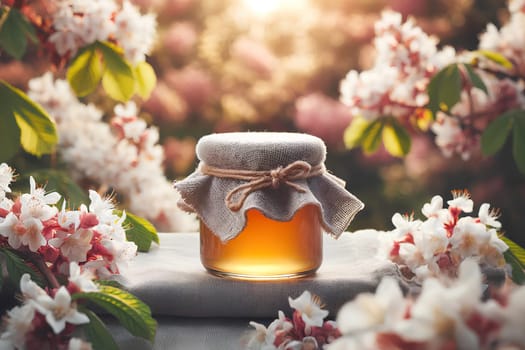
[173,132,364,241]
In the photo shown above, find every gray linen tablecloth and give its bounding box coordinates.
[108,230,398,349]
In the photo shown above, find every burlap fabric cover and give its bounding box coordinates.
[174,132,364,241]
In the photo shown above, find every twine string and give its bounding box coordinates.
[200,160,324,211]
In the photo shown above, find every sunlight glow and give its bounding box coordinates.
[242,0,307,17]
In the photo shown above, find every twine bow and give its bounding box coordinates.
[200,160,324,211]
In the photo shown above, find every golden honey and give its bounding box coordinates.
[200,205,322,279]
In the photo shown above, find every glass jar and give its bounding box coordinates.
[174,132,363,280]
[200,205,322,279]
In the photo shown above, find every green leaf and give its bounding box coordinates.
[361,119,384,154]
[475,50,513,69]
[0,248,46,288]
[95,279,123,289]
[0,8,37,59]
[501,237,525,285]
[463,64,488,94]
[67,44,103,97]
[73,285,157,342]
[427,64,462,117]
[0,80,58,157]
[80,308,120,350]
[512,113,525,174]
[133,61,156,99]
[502,237,525,266]
[343,116,371,149]
[115,210,159,252]
[97,42,135,102]
[480,110,517,156]
[0,105,21,162]
[25,169,89,209]
[382,118,411,157]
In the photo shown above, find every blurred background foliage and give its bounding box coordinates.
[2,0,523,244]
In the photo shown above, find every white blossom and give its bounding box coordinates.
[0,163,14,195]
[288,291,329,330]
[31,286,89,334]
[68,262,98,292]
[113,1,156,64]
[431,113,464,158]
[447,191,474,213]
[510,0,525,13]
[396,260,482,348]
[49,0,117,56]
[417,218,449,260]
[19,177,60,221]
[27,73,196,232]
[450,217,491,259]
[336,277,405,334]
[326,334,377,350]
[68,337,93,350]
[246,322,277,350]
[478,203,502,228]
[391,213,422,237]
[385,191,508,281]
[266,311,293,345]
[57,201,81,231]
[0,304,35,349]
[0,197,13,216]
[339,11,455,124]
[499,286,525,346]
[100,237,138,274]
[88,190,117,225]
[20,274,47,300]
[398,220,448,280]
[421,195,449,222]
[479,8,525,77]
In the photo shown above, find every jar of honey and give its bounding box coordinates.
[174,132,363,279]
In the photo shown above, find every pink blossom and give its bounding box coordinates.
[294,93,353,147]
[160,0,196,17]
[247,292,339,349]
[143,82,188,123]
[18,217,46,252]
[389,0,428,16]
[164,67,215,112]
[49,229,94,262]
[230,37,277,77]
[383,191,508,281]
[163,22,197,57]
[0,212,24,249]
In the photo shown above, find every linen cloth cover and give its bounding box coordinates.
[173,132,364,241]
